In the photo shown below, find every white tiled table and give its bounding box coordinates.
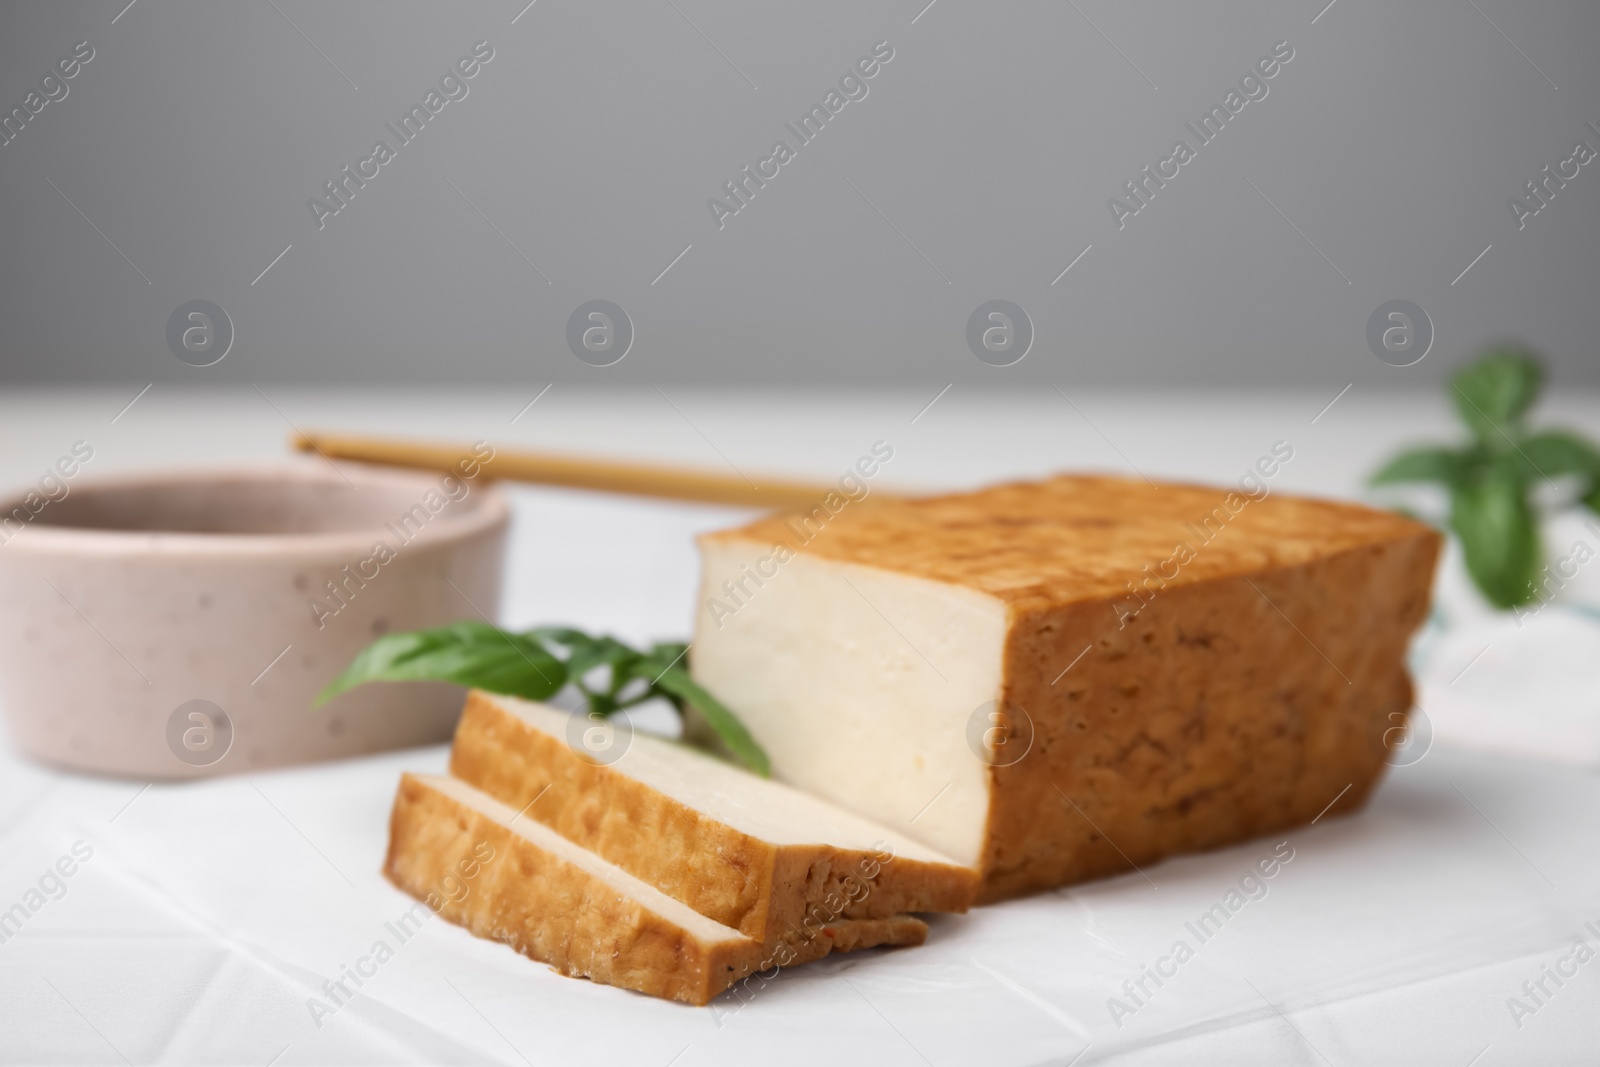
[1,385,1597,1065]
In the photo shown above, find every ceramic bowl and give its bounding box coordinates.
[0,461,509,778]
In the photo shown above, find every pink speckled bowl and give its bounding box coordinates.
[0,462,508,778]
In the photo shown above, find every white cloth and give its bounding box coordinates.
[4,742,1596,1064]
[1417,510,1600,768]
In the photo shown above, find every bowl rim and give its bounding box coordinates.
[0,460,510,558]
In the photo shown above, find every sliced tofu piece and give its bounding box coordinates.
[384,773,928,1006]
[690,474,1441,901]
[448,692,976,947]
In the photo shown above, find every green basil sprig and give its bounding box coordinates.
[1370,347,1600,608]
[316,623,770,776]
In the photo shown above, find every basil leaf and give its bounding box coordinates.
[1369,446,1468,487]
[646,660,772,777]
[578,638,643,691]
[1451,348,1542,443]
[325,622,770,776]
[1519,430,1600,479]
[526,626,589,646]
[649,641,690,666]
[531,629,633,683]
[315,621,565,706]
[1369,346,1600,612]
[1449,476,1540,608]
[540,631,646,714]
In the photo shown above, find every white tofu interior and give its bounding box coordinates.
[692,539,1006,867]
[422,774,748,945]
[492,695,963,867]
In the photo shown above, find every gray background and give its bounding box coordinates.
[0,0,1596,387]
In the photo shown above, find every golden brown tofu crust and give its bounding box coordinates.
[383,773,928,1005]
[449,692,977,943]
[703,474,1436,611]
[701,475,1441,900]
[980,535,1435,900]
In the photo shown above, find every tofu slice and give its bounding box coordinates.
[449,692,976,948]
[690,474,1441,901]
[384,773,928,1006]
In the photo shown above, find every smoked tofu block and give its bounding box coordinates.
[384,773,929,1006]
[449,691,976,948]
[691,474,1441,902]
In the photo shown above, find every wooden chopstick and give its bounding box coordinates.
[291,431,850,509]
